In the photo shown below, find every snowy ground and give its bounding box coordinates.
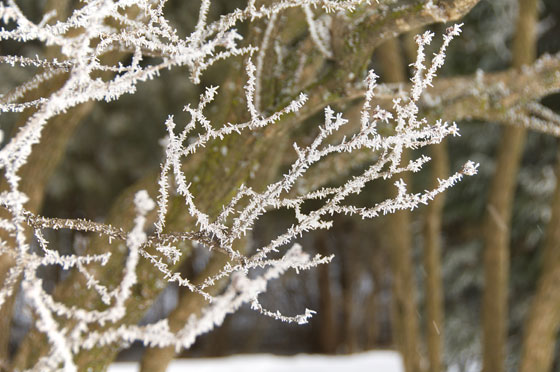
[108,351,403,372]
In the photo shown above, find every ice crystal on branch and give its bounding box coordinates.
[0,1,475,370]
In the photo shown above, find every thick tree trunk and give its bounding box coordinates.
[139,129,290,372]
[518,151,560,372]
[378,37,422,372]
[481,1,538,372]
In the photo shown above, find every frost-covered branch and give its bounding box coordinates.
[0,1,480,370]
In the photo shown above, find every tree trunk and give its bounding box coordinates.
[422,141,448,372]
[378,37,422,372]
[365,231,389,349]
[139,251,235,372]
[518,150,560,372]
[403,26,448,372]
[481,1,538,372]
[316,233,338,354]
[139,128,290,372]
[339,227,358,353]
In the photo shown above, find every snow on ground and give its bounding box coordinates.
[108,350,403,372]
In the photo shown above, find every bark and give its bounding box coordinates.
[402,27,447,372]
[138,6,300,368]
[518,151,560,372]
[139,112,291,372]
[139,248,236,372]
[385,167,422,372]
[339,227,358,353]
[404,24,448,372]
[481,1,538,372]
[422,141,448,372]
[365,224,391,349]
[365,256,381,349]
[316,233,338,354]
[377,37,422,372]
[10,2,480,370]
